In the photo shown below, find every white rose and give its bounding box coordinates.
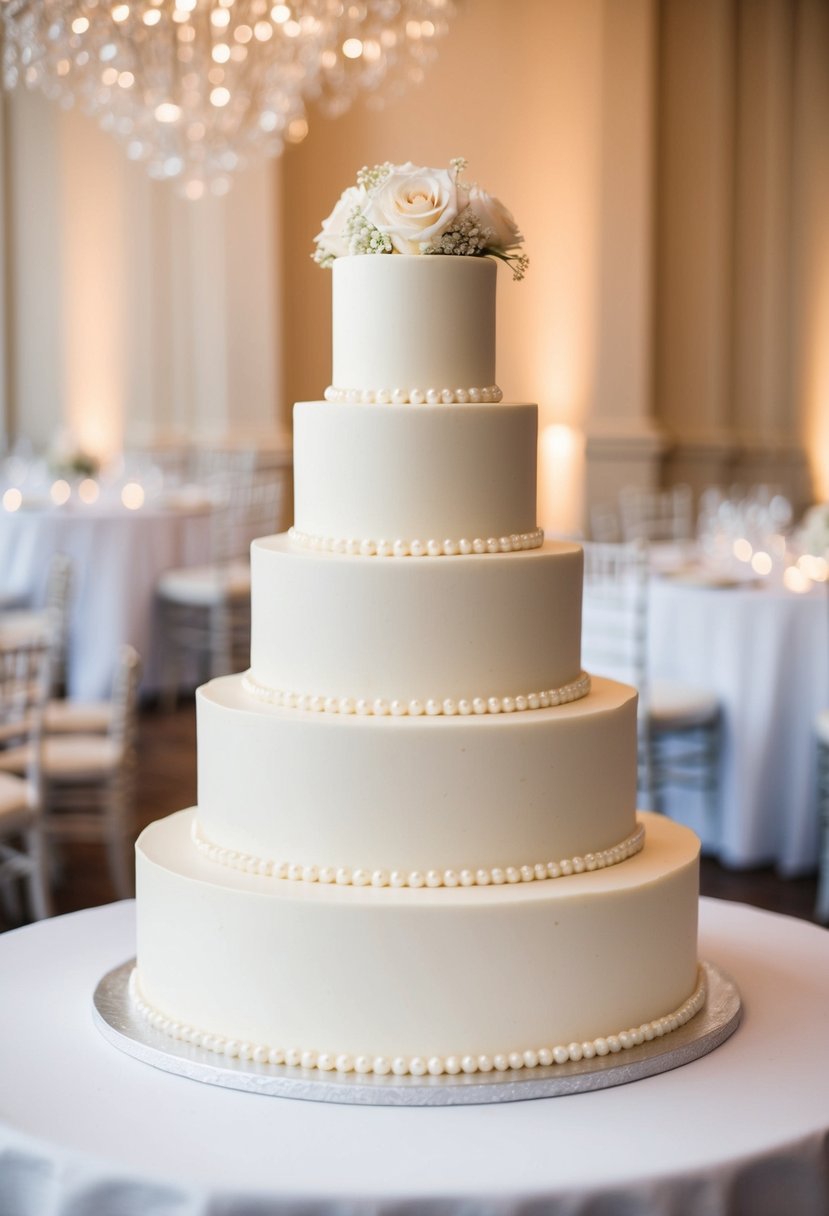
[363,162,462,255]
[468,185,523,251]
[313,184,367,262]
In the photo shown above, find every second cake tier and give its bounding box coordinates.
[292,400,538,548]
[250,537,583,706]
[196,673,638,879]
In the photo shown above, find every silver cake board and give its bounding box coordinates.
[93,959,740,1107]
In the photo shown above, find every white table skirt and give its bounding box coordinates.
[0,506,212,700]
[1,898,827,1215]
[648,578,829,876]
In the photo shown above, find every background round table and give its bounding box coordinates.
[0,503,212,700]
[648,575,828,876]
[1,898,827,1215]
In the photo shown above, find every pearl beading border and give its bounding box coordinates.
[190,818,646,890]
[324,384,504,405]
[240,669,592,718]
[129,966,706,1077]
[288,526,545,558]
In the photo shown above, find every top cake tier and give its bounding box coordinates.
[329,255,497,401]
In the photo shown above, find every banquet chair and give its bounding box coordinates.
[0,637,52,923]
[0,552,73,688]
[618,484,694,544]
[814,716,829,923]
[580,540,721,820]
[156,473,287,704]
[589,503,621,542]
[189,444,257,485]
[0,645,142,900]
[0,554,111,735]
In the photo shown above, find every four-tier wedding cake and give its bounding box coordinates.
[133,161,703,1081]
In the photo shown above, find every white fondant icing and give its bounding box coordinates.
[135,810,701,1066]
[292,401,538,551]
[129,956,706,1077]
[332,255,496,395]
[196,675,640,878]
[190,816,646,889]
[250,538,584,708]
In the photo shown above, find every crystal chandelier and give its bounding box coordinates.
[1,0,454,197]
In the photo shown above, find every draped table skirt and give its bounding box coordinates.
[0,505,212,700]
[1,898,827,1215]
[648,577,829,876]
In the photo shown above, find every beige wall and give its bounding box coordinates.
[1,91,284,463]
[279,0,828,531]
[2,0,827,530]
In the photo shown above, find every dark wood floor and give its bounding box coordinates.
[2,699,825,929]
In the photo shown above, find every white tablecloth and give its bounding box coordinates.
[648,577,829,875]
[1,898,827,1215]
[0,506,212,700]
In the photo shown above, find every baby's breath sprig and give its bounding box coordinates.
[490,250,530,282]
[449,155,468,181]
[421,207,494,258]
[356,162,394,192]
[346,208,393,256]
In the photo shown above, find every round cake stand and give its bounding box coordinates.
[93,959,740,1107]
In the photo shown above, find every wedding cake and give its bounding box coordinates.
[134,161,703,1079]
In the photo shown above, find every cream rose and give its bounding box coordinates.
[363,162,464,255]
[468,185,523,252]
[313,184,367,262]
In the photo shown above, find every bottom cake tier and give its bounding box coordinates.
[134,810,700,1075]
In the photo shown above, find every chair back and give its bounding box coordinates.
[590,503,621,542]
[619,484,693,543]
[210,473,288,566]
[191,445,257,486]
[580,540,650,714]
[44,553,73,694]
[109,645,143,754]
[0,637,51,795]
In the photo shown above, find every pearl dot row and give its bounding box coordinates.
[288,527,545,558]
[191,820,646,890]
[130,967,706,1078]
[241,670,591,719]
[324,385,504,406]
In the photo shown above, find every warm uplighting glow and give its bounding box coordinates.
[732,538,753,563]
[2,488,22,512]
[78,478,100,504]
[783,566,812,594]
[50,479,71,506]
[539,423,585,537]
[121,481,145,510]
[751,551,772,576]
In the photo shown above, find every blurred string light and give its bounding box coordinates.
[1,0,454,197]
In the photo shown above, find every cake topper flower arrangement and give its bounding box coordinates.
[313,157,529,280]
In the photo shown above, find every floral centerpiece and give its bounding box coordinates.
[313,157,529,280]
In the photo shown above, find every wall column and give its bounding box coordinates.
[2,90,285,465]
[584,0,664,531]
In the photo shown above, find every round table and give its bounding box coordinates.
[648,575,829,876]
[1,899,827,1215]
[0,503,212,700]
